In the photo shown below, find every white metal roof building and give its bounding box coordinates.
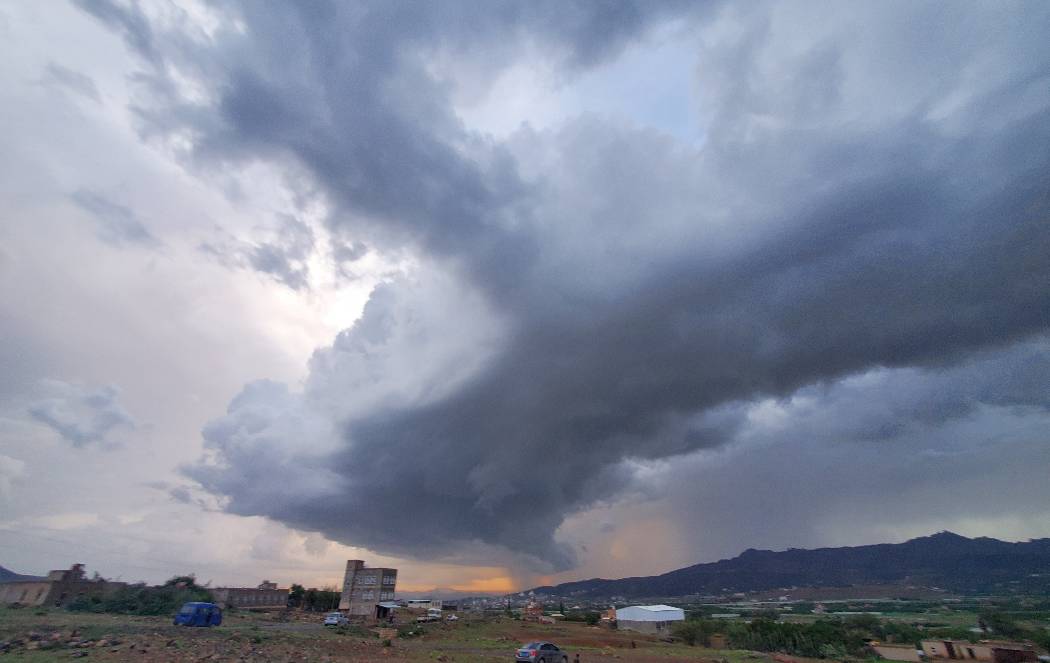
[615,604,686,635]
[616,604,685,623]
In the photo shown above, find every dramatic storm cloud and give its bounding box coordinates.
[72,0,1050,570]
[6,0,1046,584]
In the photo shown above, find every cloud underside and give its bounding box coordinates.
[76,0,1050,569]
[28,381,135,448]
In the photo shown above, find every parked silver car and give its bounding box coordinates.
[514,641,568,662]
[323,611,349,626]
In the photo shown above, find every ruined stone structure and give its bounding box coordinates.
[921,640,1038,663]
[0,564,126,607]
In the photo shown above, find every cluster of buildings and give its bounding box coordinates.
[0,558,453,626]
[0,563,297,611]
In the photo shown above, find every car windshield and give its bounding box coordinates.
[179,605,196,614]
[327,613,340,617]
[521,642,541,649]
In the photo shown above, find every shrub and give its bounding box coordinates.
[66,595,104,613]
[672,619,719,646]
[68,580,213,616]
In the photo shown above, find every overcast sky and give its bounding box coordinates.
[1,0,1049,593]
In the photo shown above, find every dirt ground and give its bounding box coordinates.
[0,607,786,662]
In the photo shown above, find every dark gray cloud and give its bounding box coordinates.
[69,190,160,248]
[77,0,1050,569]
[27,380,135,448]
[245,216,315,291]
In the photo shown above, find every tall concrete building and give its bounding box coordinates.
[338,560,397,618]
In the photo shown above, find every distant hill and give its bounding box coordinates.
[527,532,1050,599]
[0,565,44,583]
[400,587,506,600]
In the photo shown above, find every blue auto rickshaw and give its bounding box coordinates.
[173,601,222,626]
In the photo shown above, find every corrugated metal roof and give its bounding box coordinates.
[635,604,680,611]
[616,605,685,622]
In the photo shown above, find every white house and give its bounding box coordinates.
[615,605,686,634]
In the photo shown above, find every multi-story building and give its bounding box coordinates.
[338,560,397,618]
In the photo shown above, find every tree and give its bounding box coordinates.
[978,610,1026,639]
[559,602,566,615]
[289,584,305,608]
[673,619,718,646]
[69,579,212,616]
[323,586,340,611]
[163,575,199,589]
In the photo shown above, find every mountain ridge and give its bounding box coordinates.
[524,532,1050,599]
